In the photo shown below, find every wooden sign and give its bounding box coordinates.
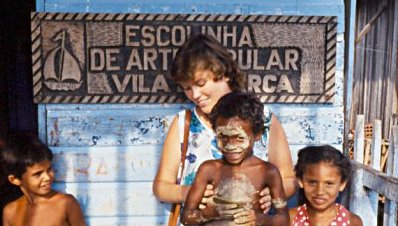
[31,13,337,104]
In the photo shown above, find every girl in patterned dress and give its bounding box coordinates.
[289,145,363,226]
[153,33,297,222]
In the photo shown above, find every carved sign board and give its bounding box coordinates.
[31,13,337,104]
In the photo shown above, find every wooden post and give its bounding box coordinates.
[354,115,365,162]
[383,125,398,226]
[369,120,381,224]
[350,115,377,225]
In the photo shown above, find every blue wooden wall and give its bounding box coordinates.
[36,0,345,225]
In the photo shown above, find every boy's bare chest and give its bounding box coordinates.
[210,165,267,210]
[213,165,267,190]
[13,204,68,226]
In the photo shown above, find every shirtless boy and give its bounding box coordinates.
[181,92,289,225]
[0,132,86,226]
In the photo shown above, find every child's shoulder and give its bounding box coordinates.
[3,196,23,214]
[200,159,223,168]
[196,159,222,173]
[256,158,279,172]
[2,196,26,222]
[337,204,362,226]
[348,211,363,226]
[51,191,79,204]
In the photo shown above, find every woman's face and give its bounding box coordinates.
[179,70,232,114]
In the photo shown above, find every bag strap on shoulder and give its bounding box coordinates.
[168,109,191,226]
[180,109,191,170]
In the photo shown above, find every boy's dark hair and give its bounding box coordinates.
[0,132,53,179]
[295,145,352,182]
[209,92,265,135]
[170,33,245,91]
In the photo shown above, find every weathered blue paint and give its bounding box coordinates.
[45,107,177,146]
[35,0,345,225]
[51,145,162,182]
[344,0,357,154]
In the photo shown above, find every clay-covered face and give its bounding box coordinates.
[215,116,258,165]
[179,70,232,114]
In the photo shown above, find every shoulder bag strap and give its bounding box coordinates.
[180,109,191,172]
[168,109,191,226]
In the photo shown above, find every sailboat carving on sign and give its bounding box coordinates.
[44,30,82,91]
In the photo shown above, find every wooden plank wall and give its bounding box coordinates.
[350,115,398,226]
[35,0,345,225]
[350,0,398,138]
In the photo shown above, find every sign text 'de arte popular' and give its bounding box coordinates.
[32,13,337,103]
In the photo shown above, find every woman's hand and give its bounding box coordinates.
[258,187,272,214]
[199,184,215,209]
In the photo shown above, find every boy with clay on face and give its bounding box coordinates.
[181,92,289,226]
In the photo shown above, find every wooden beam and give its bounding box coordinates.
[368,120,381,222]
[350,115,377,225]
[355,2,387,44]
[351,161,398,203]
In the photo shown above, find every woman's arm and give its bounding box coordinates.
[267,115,297,197]
[181,163,219,225]
[153,115,190,203]
[288,208,298,225]
[256,164,289,226]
